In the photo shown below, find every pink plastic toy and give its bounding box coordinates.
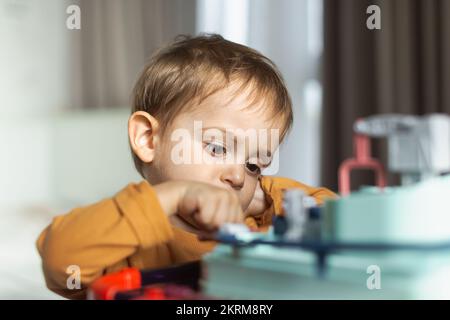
[338,119,387,196]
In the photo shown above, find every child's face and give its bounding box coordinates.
[146,85,282,212]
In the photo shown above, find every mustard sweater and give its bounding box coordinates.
[36,176,336,299]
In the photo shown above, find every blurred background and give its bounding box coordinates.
[0,0,448,299]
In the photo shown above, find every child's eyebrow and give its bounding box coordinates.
[201,127,236,147]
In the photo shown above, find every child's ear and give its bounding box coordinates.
[128,111,160,163]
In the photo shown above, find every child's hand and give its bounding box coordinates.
[244,177,271,217]
[153,180,244,231]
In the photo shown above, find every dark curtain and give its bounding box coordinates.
[321,0,450,192]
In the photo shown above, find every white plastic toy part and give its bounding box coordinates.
[388,114,450,177]
[354,113,450,182]
[218,223,265,243]
[219,223,250,236]
[282,189,317,241]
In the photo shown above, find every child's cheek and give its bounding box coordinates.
[244,181,270,217]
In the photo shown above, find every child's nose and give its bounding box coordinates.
[220,164,245,190]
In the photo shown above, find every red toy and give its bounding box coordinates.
[338,119,387,195]
[88,260,210,300]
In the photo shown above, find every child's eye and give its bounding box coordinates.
[245,162,261,175]
[204,142,227,156]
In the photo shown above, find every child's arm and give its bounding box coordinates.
[36,180,243,299]
[36,181,174,299]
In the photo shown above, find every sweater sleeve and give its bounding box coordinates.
[250,176,338,229]
[36,181,174,299]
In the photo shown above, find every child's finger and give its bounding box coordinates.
[197,230,216,241]
[234,209,245,224]
[211,199,229,228]
[194,198,217,230]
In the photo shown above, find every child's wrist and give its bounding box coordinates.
[153,181,184,217]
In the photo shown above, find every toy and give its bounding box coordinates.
[202,113,450,299]
[88,260,208,300]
